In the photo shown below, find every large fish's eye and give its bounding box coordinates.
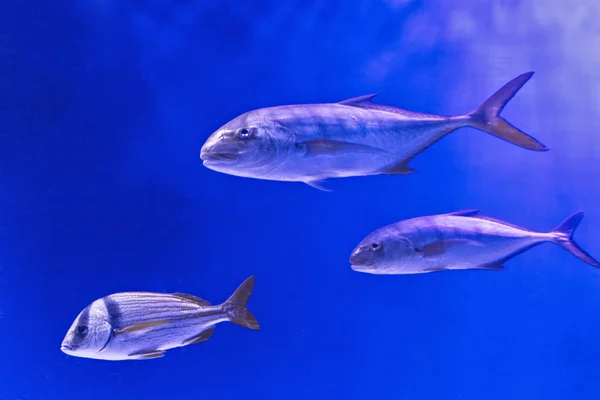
[237,127,253,139]
[370,241,383,252]
[76,325,89,336]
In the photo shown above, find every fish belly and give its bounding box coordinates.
[106,315,227,358]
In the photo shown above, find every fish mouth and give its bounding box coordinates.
[61,343,74,352]
[349,251,374,269]
[350,263,373,272]
[200,150,238,162]
[351,264,387,275]
[349,249,377,273]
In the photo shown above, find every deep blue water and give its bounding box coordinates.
[2,1,600,399]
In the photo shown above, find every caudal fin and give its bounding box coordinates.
[223,276,260,330]
[551,212,600,267]
[466,72,548,151]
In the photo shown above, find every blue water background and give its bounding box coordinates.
[2,1,600,399]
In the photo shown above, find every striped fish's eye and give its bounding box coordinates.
[76,325,89,336]
[370,241,383,251]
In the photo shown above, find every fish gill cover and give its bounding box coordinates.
[1,0,600,399]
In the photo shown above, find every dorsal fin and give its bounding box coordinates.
[337,94,411,115]
[173,293,211,306]
[467,215,529,231]
[443,210,527,231]
[338,94,378,105]
[445,209,480,217]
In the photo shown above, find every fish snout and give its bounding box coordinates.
[349,246,375,270]
[200,142,240,163]
[60,341,75,353]
[200,149,238,162]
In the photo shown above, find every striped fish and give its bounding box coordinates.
[349,210,600,275]
[60,276,259,361]
[200,72,546,191]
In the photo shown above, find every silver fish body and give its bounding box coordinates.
[349,210,600,275]
[61,276,259,361]
[201,72,547,190]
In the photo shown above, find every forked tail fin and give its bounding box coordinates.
[551,212,600,267]
[223,276,260,330]
[466,72,548,151]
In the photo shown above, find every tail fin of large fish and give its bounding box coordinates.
[223,276,260,330]
[465,72,548,151]
[551,212,600,267]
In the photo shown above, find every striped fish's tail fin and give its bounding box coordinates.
[551,211,600,268]
[223,276,260,330]
[465,71,548,151]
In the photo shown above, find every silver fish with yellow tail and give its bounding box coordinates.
[61,276,259,361]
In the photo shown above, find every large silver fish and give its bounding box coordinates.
[200,72,547,190]
[349,210,599,274]
[60,276,259,361]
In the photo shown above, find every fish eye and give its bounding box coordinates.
[76,325,89,336]
[238,128,253,139]
[370,241,383,251]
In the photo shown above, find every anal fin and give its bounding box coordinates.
[182,327,215,346]
[423,267,449,273]
[128,350,165,360]
[377,159,417,175]
[473,263,505,271]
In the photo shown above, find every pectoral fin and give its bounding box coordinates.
[299,139,388,156]
[182,327,216,346]
[377,159,417,175]
[115,320,171,336]
[127,350,165,360]
[418,239,485,257]
[304,179,332,192]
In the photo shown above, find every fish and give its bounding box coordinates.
[200,72,547,191]
[349,210,599,275]
[60,276,259,361]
